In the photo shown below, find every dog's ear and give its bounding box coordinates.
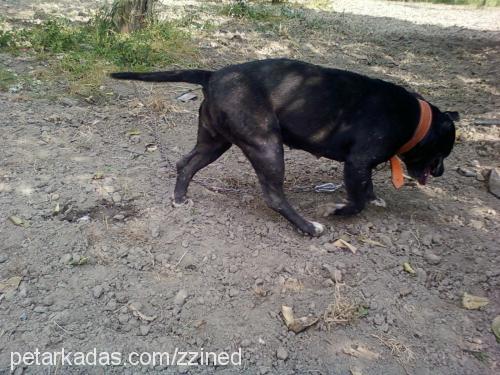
[444,111,460,122]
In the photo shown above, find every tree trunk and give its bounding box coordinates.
[110,0,157,33]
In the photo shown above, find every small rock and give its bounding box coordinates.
[457,167,475,177]
[469,219,484,230]
[0,254,8,264]
[174,289,188,306]
[240,339,251,348]
[399,287,412,297]
[118,313,129,324]
[113,214,125,221]
[228,288,240,298]
[104,300,117,311]
[61,254,72,264]
[276,346,288,361]
[374,314,385,325]
[424,251,442,265]
[93,285,104,299]
[151,225,160,238]
[19,311,28,321]
[422,234,433,247]
[139,325,150,336]
[488,168,500,198]
[112,192,122,203]
[34,306,47,313]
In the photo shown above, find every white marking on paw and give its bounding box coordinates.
[171,198,193,208]
[370,198,387,208]
[335,203,346,210]
[310,221,325,236]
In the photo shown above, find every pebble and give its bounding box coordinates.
[469,220,484,230]
[112,192,122,203]
[0,254,8,264]
[276,346,288,361]
[174,289,188,306]
[61,254,73,264]
[113,214,125,221]
[374,314,385,325]
[19,311,28,321]
[93,285,104,299]
[240,339,251,348]
[228,288,240,298]
[118,313,129,324]
[139,325,150,336]
[151,225,160,238]
[424,251,442,265]
[488,167,500,198]
[399,287,412,297]
[457,167,475,177]
[104,300,117,311]
[34,306,48,313]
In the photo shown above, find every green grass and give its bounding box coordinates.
[0,65,18,91]
[0,9,198,100]
[387,0,500,5]
[219,1,327,31]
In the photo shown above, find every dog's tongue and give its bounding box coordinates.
[418,169,430,185]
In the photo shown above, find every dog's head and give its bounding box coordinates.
[402,109,458,185]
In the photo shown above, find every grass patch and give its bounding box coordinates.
[387,0,500,5]
[219,1,327,32]
[0,65,18,91]
[0,9,198,100]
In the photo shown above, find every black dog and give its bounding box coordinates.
[111,59,457,236]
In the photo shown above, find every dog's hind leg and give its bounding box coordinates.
[173,125,231,205]
[239,136,324,237]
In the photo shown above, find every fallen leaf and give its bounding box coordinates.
[0,276,22,293]
[281,305,318,334]
[333,239,357,254]
[69,256,89,266]
[343,345,380,360]
[126,129,141,136]
[462,292,489,310]
[9,215,27,227]
[92,171,104,180]
[129,303,157,322]
[176,91,198,102]
[360,238,386,248]
[491,316,500,342]
[145,143,158,152]
[253,286,269,297]
[403,262,416,275]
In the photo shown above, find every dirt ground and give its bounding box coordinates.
[1,0,499,374]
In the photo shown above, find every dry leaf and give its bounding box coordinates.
[126,129,141,136]
[343,345,380,360]
[93,171,104,180]
[0,276,22,293]
[333,239,357,254]
[462,292,489,310]
[9,215,27,227]
[403,262,416,275]
[360,238,386,248]
[281,305,318,333]
[129,304,157,322]
[491,316,500,342]
[176,92,198,102]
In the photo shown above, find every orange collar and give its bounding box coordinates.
[390,99,433,189]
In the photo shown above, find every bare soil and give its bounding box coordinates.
[1,1,499,374]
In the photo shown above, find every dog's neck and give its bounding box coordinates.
[390,99,433,189]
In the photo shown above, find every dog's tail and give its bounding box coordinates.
[110,69,212,88]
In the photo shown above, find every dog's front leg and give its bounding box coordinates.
[334,161,372,216]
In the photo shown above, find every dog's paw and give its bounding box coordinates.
[171,197,193,208]
[333,203,361,216]
[310,221,325,236]
[369,198,386,208]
